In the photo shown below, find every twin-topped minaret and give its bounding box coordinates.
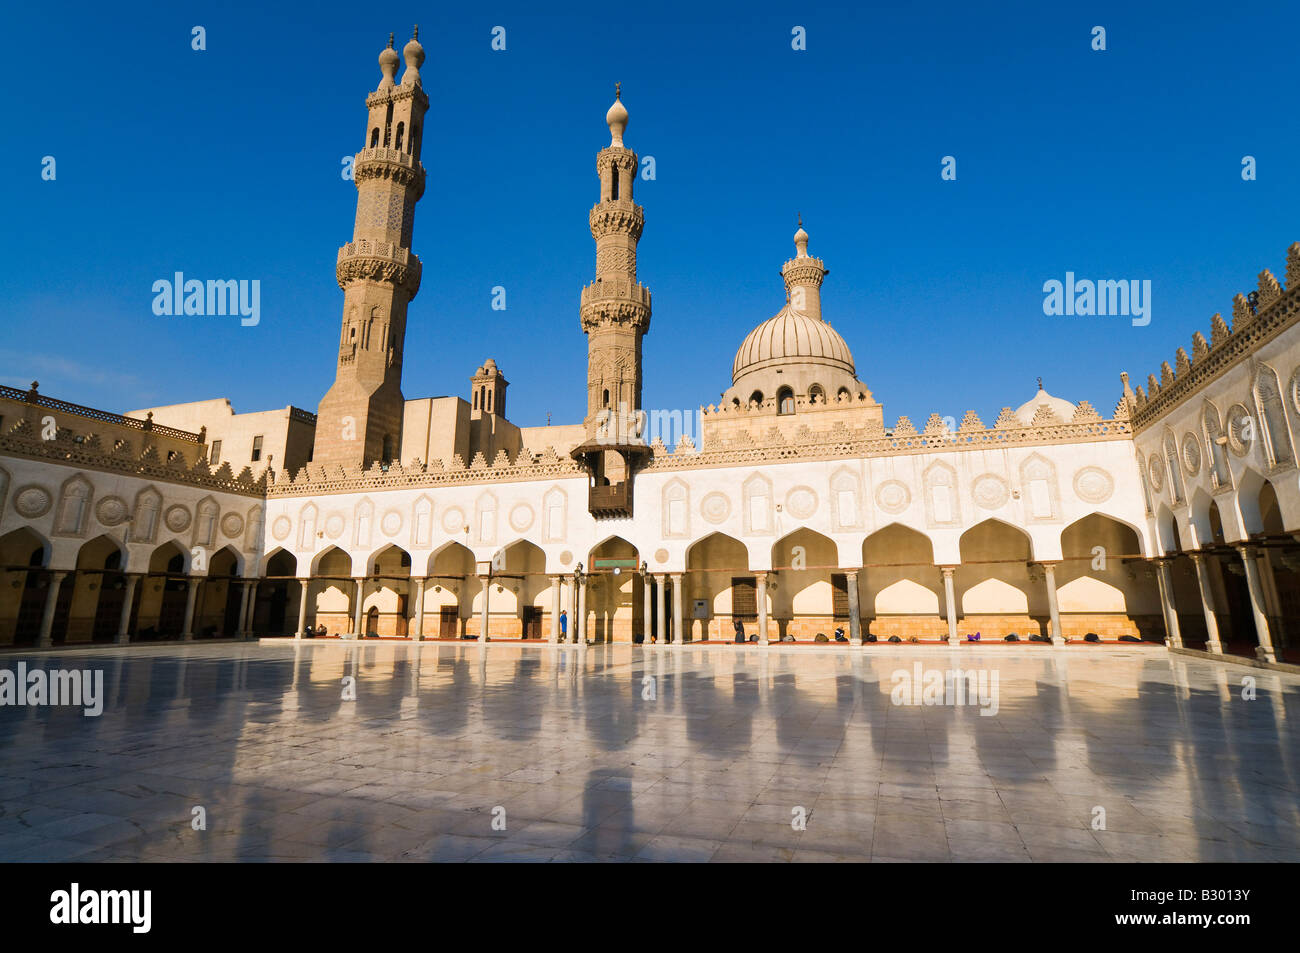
[580,86,652,441]
[315,30,429,469]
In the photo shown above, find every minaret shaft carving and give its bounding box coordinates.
[315,31,429,469]
[581,91,651,439]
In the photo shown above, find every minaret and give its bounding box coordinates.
[580,85,652,441]
[782,216,828,320]
[314,30,428,469]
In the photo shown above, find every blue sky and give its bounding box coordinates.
[3,0,1297,431]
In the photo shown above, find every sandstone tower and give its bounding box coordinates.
[572,88,653,517]
[314,30,428,469]
[581,86,652,438]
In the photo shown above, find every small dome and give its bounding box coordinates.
[1014,383,1076,425]
[732,305,855,382]
[378,38,399,88]
[402,27,425,86]
[606,89,628,146]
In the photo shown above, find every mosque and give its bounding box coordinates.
[1,31,1297,665]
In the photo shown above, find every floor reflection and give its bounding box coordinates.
[0,642,1297,862]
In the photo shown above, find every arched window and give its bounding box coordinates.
[749,390,763,406]
[473,391,479,410]
[610,167,619,201]
[837,387,851,401]
[1254,365,1294,467]
[777,387,795,415]
[383,103,393,146]
[394,122,405,151]
[1203,403,1231,489]
[808,384,825,404]
[603,388,610,408]
[369,128,379,148]
[1163,431,1185,504]
[410,125,420,156]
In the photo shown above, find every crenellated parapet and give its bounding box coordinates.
[0,422,266,497]
[1126,242,1300,431]
[266,444,586,497]
[647,397,1130,471]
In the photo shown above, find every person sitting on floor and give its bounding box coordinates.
[834,627,849,642]
[733,617,746,643]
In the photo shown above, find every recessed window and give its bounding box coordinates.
[210,440,222,465]
[777,387,795,415]
[251,435,263,462]
[808,384,825,403]
[749,391,763,406]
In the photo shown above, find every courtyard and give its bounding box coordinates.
[0,641,1297,863]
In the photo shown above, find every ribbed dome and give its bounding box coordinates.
[1014,384,1076,425]
[732,305,855,383]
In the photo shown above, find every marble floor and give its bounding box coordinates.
[1,641,1298,862]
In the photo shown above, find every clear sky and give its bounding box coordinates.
[3,0,1297,432]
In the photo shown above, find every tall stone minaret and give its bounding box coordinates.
[580,86,652,442]
[314,30,428,469]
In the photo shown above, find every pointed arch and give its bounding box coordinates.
[1019,452,1060,521]
[310,544,352,578]
[53,473,93,538]
[1253,363,1295,468]
[192,495,219,548]
[923,460,960,526]
[662,478,690,539]
[260,546,297,576]
[410,495,433,549]
[1202,399,1232,490]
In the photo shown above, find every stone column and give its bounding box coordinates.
[1154,559,1182,648]
[656,573,667,643]
[671,572,684,644]
[180,576,200,641]
[550,575,561,643]
[566,573,577,642]
[412,576,426,641]
[244,581,260,638]
[234,579,251,636]
[1042,563,1063,646]
[351,577,365,637]
[295,578,310,639]
[1189,553,1222,653]
[756,571,769,645]
[115,573,142,644]
[37,570,69,649]
[845,568,862,643]
[576,574,587,646]
[643,573,653,643]
[1237,546,1276,663]
[941,567,958,645]
[479,575,491,642]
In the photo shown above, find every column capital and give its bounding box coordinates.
[843,567,859,580]
[939,565,956,579]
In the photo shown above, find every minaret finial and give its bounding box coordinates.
[615,82,621,100]
[1037,376,1043,390]
[797,212,802,227]
[413,24,419,40]
[388,32,394,48]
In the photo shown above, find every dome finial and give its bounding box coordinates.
[793,215,810,257]
[378,33,400,88]
[1037,376,1043,391]
[401,26,425,87]
[606,85,629,147]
